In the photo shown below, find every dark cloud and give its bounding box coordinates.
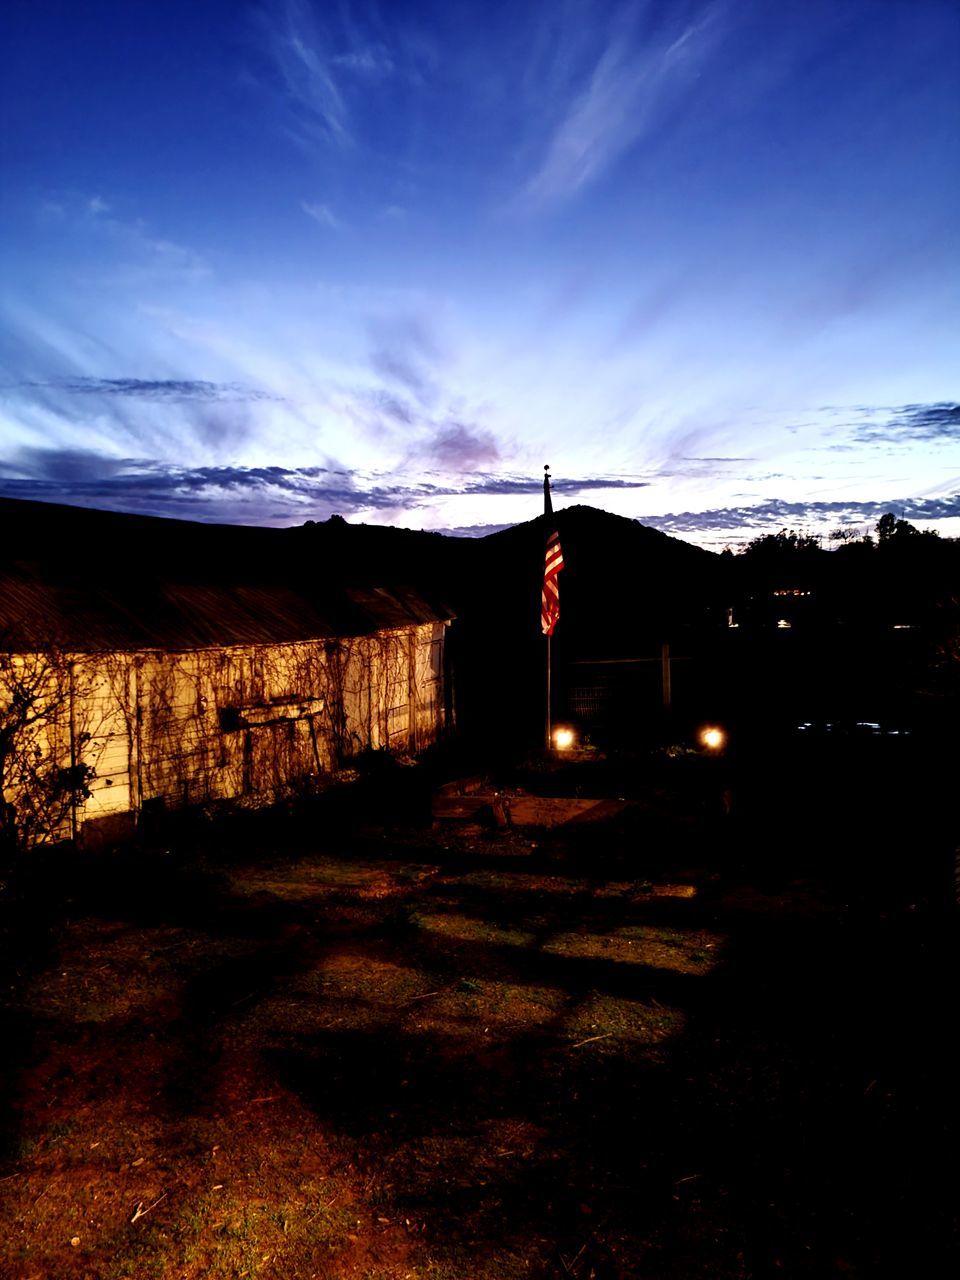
[13,446,953,546]
[434,522,515,538]
[881,402,959,440]
[642,494,960,538]
[459,475,649,497]
[2,448,138,483]
[25,377,281,403]
[363,389,419,425]
[844,401,960,445]
[424,423,500,470]
[0,451,409,526]
[0,450,652,527]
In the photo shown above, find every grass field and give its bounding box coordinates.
[0,749,954,1278]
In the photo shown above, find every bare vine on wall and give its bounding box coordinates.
[1,623,447,848]
[0,637,97,853]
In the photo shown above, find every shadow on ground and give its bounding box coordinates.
[0,746,956,1279]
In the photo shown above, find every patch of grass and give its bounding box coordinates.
[45,1118,77,1144]
[99,1233,170,1280]
[562,991,686,1056]
[543,923,722,974]
[13,1134,37,1160]
[418,911,536,949]
[417,1243,535,1280]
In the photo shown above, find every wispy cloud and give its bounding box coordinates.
[301,200,343,230]
[257,0,399,153]
[421,422,501,471]
[850,402,960,445]
[94,210,210,282]
[463,475,649,498]
[367,312,448,408]
[642,494,960,539]
[360,389,419,426]
[332,45,394,76]
[258,0,353,146]
[518,3,723,210]
[31,190,210,281]
[0,330,274,457]
[21,377,282,403]
[0,448,652,526]
[0,452,390,525]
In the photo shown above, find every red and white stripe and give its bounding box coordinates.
[541,530,564,636]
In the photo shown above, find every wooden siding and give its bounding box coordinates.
[1,622,448,847]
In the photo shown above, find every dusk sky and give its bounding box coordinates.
[1,0,957,548]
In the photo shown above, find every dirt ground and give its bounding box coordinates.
[0,749,955,1279]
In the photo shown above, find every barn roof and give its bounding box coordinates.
[0,499,454,652]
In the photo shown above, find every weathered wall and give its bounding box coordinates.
[1,621,448,847]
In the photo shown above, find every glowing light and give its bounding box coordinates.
[553,727,575,751]
[699,726,725,751]
[777,618,792,629]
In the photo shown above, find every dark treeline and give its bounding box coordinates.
[728,514,960,648]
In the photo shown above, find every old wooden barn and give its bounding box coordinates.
[0,500,454,849]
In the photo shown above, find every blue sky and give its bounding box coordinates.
[1,0,957,547]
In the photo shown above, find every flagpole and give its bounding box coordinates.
[546,633,552,751]
[544,464,553,752]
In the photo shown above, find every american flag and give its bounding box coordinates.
[541,530,564,636]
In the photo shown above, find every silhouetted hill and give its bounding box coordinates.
[441,506,725,745]
[0,497,273,571]
[0,497,468,593]
[473,504,721,653]
[285,513,478,593]
[0,499,457,649]
[0,498,718,633]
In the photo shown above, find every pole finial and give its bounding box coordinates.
[543,464,553,517]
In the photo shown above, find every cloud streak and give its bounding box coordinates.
[301,200,343,230]
[519,3,723,209]
[367,312,448,408]
[21,377,282,403]
[642,494,960,540]
[422,423,501,470]
[850,402,960,445]
[0,453,382,525]
[0,450,652,526]
[3,441,957,552]
[259,0,353,147]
